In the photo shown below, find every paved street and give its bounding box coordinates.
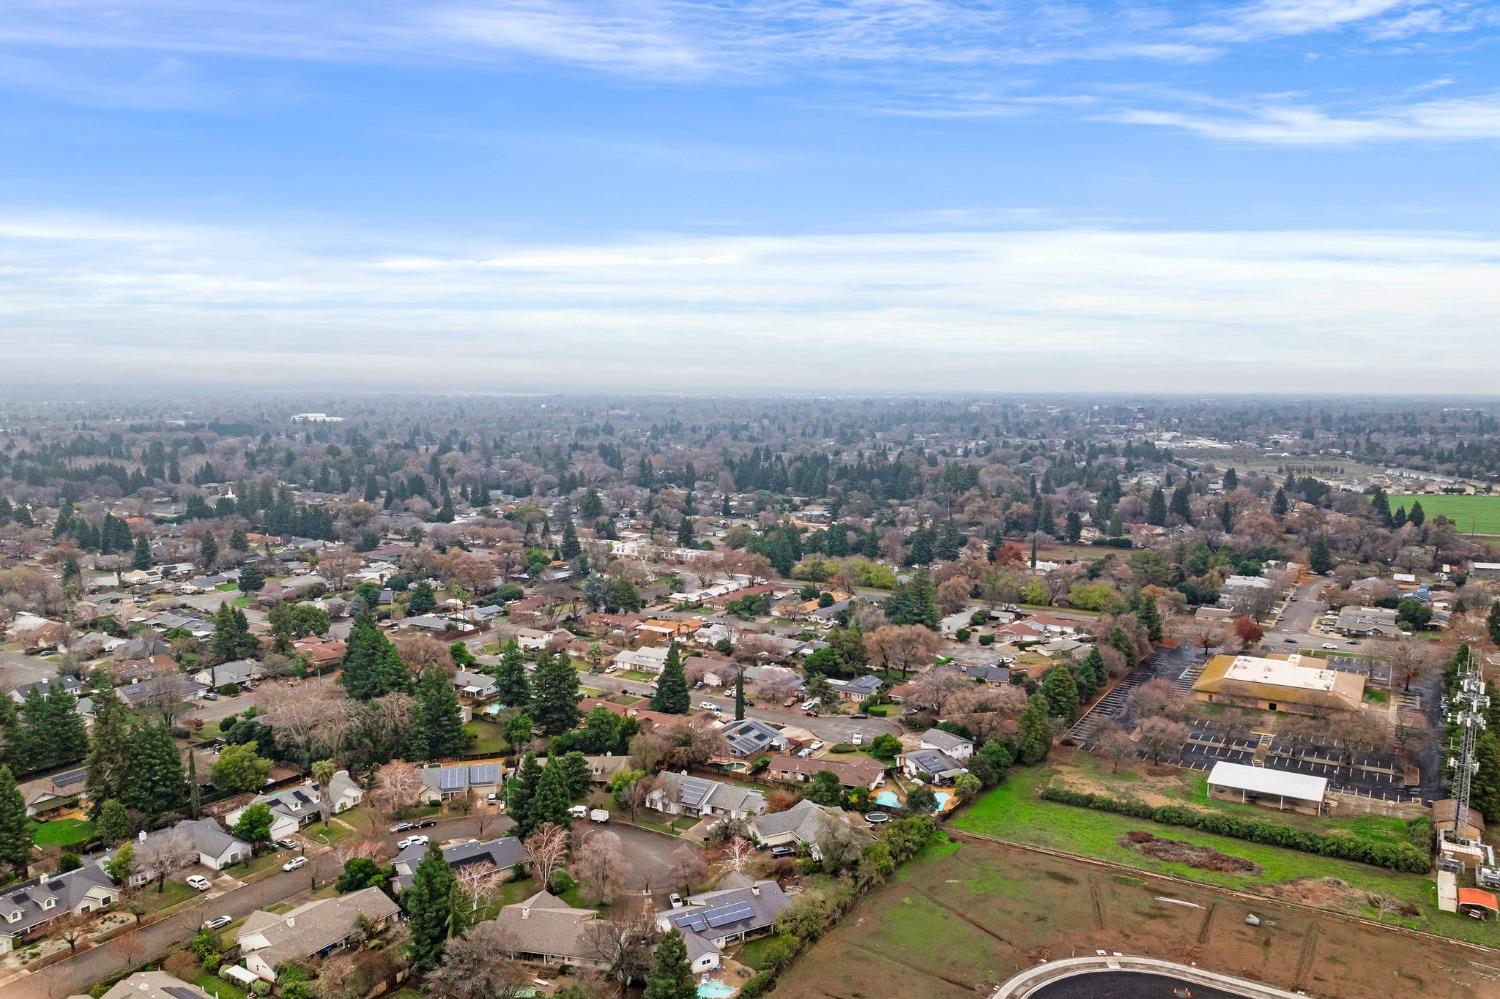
[6,810,512,999]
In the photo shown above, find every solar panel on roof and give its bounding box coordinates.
[680,914,708,932]
[165,988,205,999]
[704,901,754,928]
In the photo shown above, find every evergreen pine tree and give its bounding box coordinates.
[1017,692,1053,765]
[1146,487,1167,526]
[340,611,383,699]
[1308,536,1334,575]
[95,799,132,845]
[734,668,746,721]
[561,520,581,560]
[1489,601,1500,647]
[506,753,543,836]
[652,642,690,714]
[532,757,573,829]
[560,751,593,799]
[1136,595,1163,643]
[1169,483,1194,525]
[643,930,697,999]
[187,750,201,819]
[408,580,437,614]
[1039,665,1081,722]
[0,696,21,774]
[122,723,185,824]
[495,640,531,707]
[411,667,465,761]
[200,533,219,569]
[405,840,458,972]
[210,602,258,664]
[0,765,31,876]
[886,569,939,629]
[132,534,151,570]
[237,561,266,593]
[1271,487,1289,517]
[1222,467,1238,491]
[86,688,130,818]
[529,653,580,733]
[1076,646,1108,698]
[1471,732,1500,829]
[47,685,89,767]
[676,514,694,548]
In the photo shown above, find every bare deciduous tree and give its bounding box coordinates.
[581,912,657,995]
[863,625,943,679]
[721,835,755,875]
[1095,719,1137,774]
[133,828,196,893]
[524,823,569,888]
[666,843,708,894]
[369,760,425,817]
[572,830,632,905]
[1135,716,1189,763]
[424,922,528,999]
[452,861,504,913]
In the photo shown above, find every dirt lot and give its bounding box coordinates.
[771,836,1500,999]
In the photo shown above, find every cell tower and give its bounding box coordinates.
[1448,647,1489,836]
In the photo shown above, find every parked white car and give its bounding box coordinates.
[699,701,721,712]
[396,835,429,850]
[186,875,213,892]
[282,856,308,872]
[568,804,589,819]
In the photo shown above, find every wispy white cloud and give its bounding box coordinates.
[1193,0,1411,42]
[1112,88,1500,142]
[1,212,1496,392]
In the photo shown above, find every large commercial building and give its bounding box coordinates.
[1191,653,1365,716]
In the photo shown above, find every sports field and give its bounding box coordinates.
[1392,494,1500,536]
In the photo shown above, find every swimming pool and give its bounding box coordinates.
[874,790,900,808]
[933,791,951,812]
[697,980,737,998]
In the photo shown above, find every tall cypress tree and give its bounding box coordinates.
[0,765,31,877]
[644,929,697,999]
[411,667,464,761]
[506,753,543,836]
[734,668,745,722]
[652,642,689,715]
[1145,487,1167,526]
[495,640,531,707]
[210,601,257,664]
[1136,595,1163,643]
[406,840,458,972]
[530,653,580,734]
[132,534,151,570]
[532,757,573,830]
[122,723,185,824]
[1017,692,1053,765]
[86,687,130,818]
[0,696,24,773]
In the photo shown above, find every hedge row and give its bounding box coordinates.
[1039,786,1431,874]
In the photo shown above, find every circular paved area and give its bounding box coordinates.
[1029,971,1249,999]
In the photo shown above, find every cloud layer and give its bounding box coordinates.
[2,216,1496,392]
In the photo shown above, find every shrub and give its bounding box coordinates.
[829,743,856,754]
[955,628,971,642]
[1038,786,1431,873]
[978,634,994,646]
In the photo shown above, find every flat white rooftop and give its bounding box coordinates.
[1208,761,1328,802]
[1223,654,1337,692]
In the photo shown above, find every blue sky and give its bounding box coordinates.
[1,1,1497,393]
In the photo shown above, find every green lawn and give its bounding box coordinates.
[140,879,199,913]
[191,970,248,999]
[956,767,1485,943]
[215,581,239,592]
[226,851,295,881]
[620,670,656,681]
[1392,494,1500,535]
[303,822,354,846]
[231,595,253,608]
[29,817,94,848]
[464,720,509,754]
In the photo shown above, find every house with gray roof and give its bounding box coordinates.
[918,728,974,760]
[391,836,525,890]
[128,819,250,884]
[0,861,118,952]
[192,658,264,690]
[420,763,501,802]
[656,877,791,973]
[89,970,213,999]
[237,887,399,982]
[828,675,882,701]
[646,772,765,820]
[750,799,870,861]
[716,718,785,760]
[492,891,604,968]
[224,770,362,841]
[899,748,969,783]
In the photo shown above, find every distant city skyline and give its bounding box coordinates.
[1,1,1497,391]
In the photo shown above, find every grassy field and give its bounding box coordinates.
[1393,494,1500,535]
[952,765,1482,944]
[774,834,1492,999]
[29,817,94,848]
